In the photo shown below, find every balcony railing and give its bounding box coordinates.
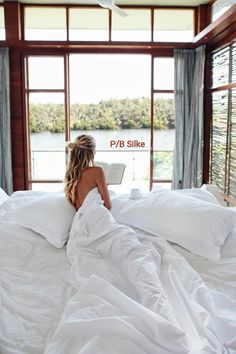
[30,149,173,188]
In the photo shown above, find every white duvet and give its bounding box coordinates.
[46,188,236,354]
[0,221,74,354]
[1,188,236,354]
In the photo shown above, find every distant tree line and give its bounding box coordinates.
[29,97,175,133]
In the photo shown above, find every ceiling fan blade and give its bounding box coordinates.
[110,4,128,17]
[88,0,128,17]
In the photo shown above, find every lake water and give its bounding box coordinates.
[31,129,175,151]
[30,129,175,192]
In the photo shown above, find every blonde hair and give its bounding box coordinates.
[64,134,96,206]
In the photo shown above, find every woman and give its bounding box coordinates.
[64,134,111,210]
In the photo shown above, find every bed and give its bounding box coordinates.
[0,186,236,354]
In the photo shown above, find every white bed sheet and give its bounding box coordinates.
[0,220,74,354]
[0,189,236,354]
[171,228,236,342]
[137,230,236,353]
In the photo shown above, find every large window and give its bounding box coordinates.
[24,5,194,42]
[210,42,236,197]
[23,2,182,192]
[25,54,175,192]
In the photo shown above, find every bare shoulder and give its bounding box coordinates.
[83,166,104,178]
[92,165,104,175]
[83,166,101,173]
[93,166,105,180]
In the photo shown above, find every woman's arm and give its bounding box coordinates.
[95,166,112,210]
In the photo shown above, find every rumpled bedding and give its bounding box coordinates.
[1,188,236,354]
[45,188,236,354]
[0,221,74,354]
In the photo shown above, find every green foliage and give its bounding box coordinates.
[29,97,175,133]
[30,103,65,133]
[153,151,173,178]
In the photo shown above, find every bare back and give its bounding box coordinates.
[75,166,111,211]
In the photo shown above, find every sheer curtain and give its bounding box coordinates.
[0,48,13,194]
[172,46,205,190]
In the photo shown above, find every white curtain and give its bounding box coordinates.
[172,46,205,189]
[0,48,13,194]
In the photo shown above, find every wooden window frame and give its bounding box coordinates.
[22,4,197,45]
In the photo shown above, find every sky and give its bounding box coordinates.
[28,54,174,104]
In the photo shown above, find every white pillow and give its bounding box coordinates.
[176,188,221,205]
[112,189,236,261]
[0,188,9,206]
[200,184,226,206]
[0,190,48,218]
[5,193,76,248]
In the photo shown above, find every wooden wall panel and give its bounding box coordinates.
[197,4,211,33]
[4,1,21,42]
[9,49,28,190]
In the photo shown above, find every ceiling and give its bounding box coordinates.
[18,0,211,6]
